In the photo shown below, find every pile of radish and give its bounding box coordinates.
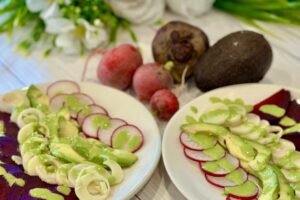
[180,132,260,200]
[84,44,179,121]
[47,80,144,153]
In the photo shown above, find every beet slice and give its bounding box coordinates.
[1,164,23,174]
[282,133,300,151]
[252,89,291,124]
[0,136,20,164]
[0,112,19,139]
[0,175,10,199]
[286,100,300,123]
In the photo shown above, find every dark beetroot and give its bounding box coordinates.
[286,100,300,123]
[1,164,23,174]
[0,175,10,199]
[252,89,291,124]
[0,112,19,138]
[0,136,20,164]
[282,133,300,151]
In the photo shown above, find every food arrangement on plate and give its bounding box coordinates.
[0,80,147,200]
[179,88,300,200]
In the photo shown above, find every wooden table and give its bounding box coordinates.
[1,9,300,200]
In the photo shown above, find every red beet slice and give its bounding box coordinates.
[286,100,300,123]
[282,133,300,151]
[0,136,20,164]
[1,164,23,174]
[253,89,291,124]
[0,175,10,199]
[0,112,19,139]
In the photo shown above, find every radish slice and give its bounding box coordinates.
[46,80,80,98]
[180,132,217,151]
[77,104,109,125]
[98,118,127,146]
[184,144,225,162]
[72,93,94,105]
[49,94,67,112]
[82,113,110,138]
[225,180,259,200]
[205,168,248,188]
[111,124,144,153]
[200,154,239,177]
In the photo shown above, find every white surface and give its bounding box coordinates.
[162,84,300,200]
[0,9,300,200]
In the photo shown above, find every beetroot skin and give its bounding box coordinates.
[150,89,179,120]
[97,44,143,90]
[133,63,173,101]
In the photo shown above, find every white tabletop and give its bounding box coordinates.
[1,9,300,200]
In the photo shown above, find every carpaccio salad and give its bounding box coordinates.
[0,80,144,200]
[180,89,300,200]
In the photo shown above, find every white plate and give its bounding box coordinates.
[0,82,161,200]
[162,83,300,200]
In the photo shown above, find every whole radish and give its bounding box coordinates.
[150,89,179,120]
[97,44,143,90]
[133,63,173,101]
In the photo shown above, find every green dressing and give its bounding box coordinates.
[279,116,296,127]
[0,121,4,136]
[128,135,142,149]
[30,188,64,200]
[190,106,198,114]
[284,123,300,134]
[218,157,235,172]
[259,104,285,118]
[189,133,216,149]
[0,166,25,187]
[64,95,91,115]
[11,155,22,165]
[113,130,141,150]
[202,157,235,173]
[92,115,111,129]
[224,180,257,196]
[225,170,244,185]
[203,144,225,160]
[282,169,300,182]
[200,109,229,124]
[57,185,71,195]
[185,115,197,124]
[202,162,219,173]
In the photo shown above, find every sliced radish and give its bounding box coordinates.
[111,124,144,153]
[82,113,110,138]
[46,80,80,98]
[225,180,259,200]
[179,132,217,151]
[205,168,248,188]
[200,153,239,177]
[77,104,109,125]
[98,118,127,146]
[50,93,67,112]
[184,144,225,163]
[72,93,94,105]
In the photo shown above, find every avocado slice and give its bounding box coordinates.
[223,134,256,162]
[246,140,271,171]
[50,142,86,163]
[27,85,50,112]
[273,166,295,200]
[58,117,79,138]
[256,165,279,200]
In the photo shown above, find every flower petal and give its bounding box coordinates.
[26,0,50,12]
[77,19,108,49]
[40,3,61,21]
[55,33,81,55]
[45,18,75,34]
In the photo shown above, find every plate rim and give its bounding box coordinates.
[162,83,300,200]
[1,81,162,200]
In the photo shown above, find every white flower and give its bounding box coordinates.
[107,0,165,24]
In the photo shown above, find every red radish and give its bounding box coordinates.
[98,118,127,146]
[111,124,144,153]
[205,168,248,188]
[184,145,225,163]
[150,89,179,120]
[82,113,110,138]
[97,44,143,90]
[72,93,94,105]
[77,104,108,125]
[200,154,239,177]
[226,183,259,200]
[46,80,80,98]
[133,63,173,101]
[180,132,216,151]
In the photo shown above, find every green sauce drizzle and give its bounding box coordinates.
[203,144,225,160]
[92,115,111,129]
[189,133,216,149]
[259,104,285,118]
[185,115,197,123]
[225,181,257,196]
[30,188,64,200]
[64,95,91,115]
[225,169,244,185]
[284,123,300,134]
[0,166,25,187]
[201,156,235,173]
[57,186,71,195]
[190,106,198,114]
[279,116,296,127]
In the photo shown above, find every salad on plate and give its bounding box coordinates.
[0,80,145,200]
